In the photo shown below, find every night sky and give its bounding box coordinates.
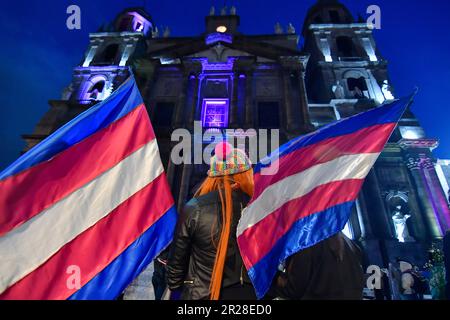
[1,0,449,170]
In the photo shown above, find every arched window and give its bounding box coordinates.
[87,80,105,100]
[336,36,356,57]
[92,44,120,66]
[79,76,108,101]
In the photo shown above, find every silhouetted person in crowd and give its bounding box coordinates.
[269,232,365,300]
[167,143,255,300]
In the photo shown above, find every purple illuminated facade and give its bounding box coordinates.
[22,2,450,297]
[201,99,229,128]
[205,32,233,45]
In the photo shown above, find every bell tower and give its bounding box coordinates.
[303,0,449,271]
[303,0,391,109]
[22,8,154,152]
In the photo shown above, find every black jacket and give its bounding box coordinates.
[270,232,364,300]
[167,189,252,300]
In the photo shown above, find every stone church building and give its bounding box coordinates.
[22,1,450,297]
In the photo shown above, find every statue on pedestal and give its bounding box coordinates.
[287,23,296,34]
[391,205,413,243]
[332,80,345,99]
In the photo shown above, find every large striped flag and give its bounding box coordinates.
[0,75,177,299]
[237,96,413,298]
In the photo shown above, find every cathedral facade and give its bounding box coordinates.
[23,1,450,295]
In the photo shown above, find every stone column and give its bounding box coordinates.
[297,69,314,133]
[421,158,450,231]
[362,168,386,239]
[166,157,175,187]
[355,194,371,240]
[406,156,444,238]
[281,67,295,131]
[280,56,313,134]
[229,74,239,128]
[244,71,253,128]
[174,68,191,127]
[141,62,158,117]
[187,74,201,131]
[237,74,246,127]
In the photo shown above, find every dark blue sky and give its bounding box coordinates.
[1,0,449,170]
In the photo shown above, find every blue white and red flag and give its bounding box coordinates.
[237,96,412,298]
[0,75,177,300]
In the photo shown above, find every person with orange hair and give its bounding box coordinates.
[166,142,256,300]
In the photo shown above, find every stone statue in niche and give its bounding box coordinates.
[391,205,413,243]
[332,80,345,99]
[381,80,395,100]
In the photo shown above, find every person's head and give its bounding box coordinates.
[195,142,252,300]
[195,141,254,198]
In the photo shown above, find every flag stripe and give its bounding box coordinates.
[252,123,395,201]
[69,206,177,300]
[238,179,364,269]
[247,201,355,298]
[0,105,153,237]
[0,173,173,300]
[237,153,379,237]
[238,97,411,298]
[0,77,143,181]
[0,140,163,294]
[254,97,408,174]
